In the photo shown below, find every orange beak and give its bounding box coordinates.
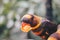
[20,22,32,32]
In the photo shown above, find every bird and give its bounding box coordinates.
[20,14,57,40]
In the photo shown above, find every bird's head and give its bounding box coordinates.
[20,14,41,32]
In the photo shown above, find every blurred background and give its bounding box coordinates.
[0,0,60,40]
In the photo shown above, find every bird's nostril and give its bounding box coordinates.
[22,22,26,27]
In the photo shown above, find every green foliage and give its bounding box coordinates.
[2,3,12,15]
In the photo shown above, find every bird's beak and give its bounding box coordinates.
[20,22,32,32]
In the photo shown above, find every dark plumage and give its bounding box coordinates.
[21,14,58,40]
